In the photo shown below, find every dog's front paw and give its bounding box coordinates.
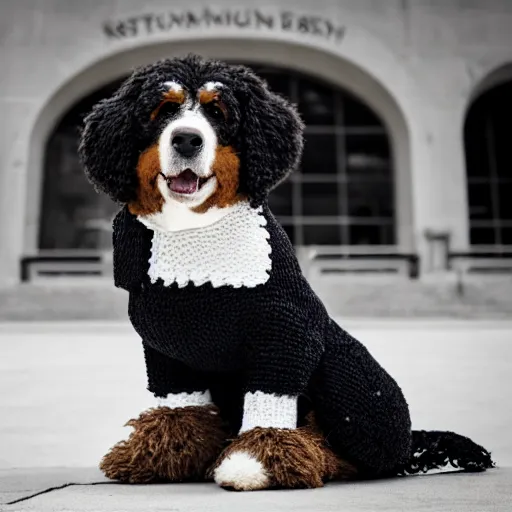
[100,405,226,483]
[211,426,345,491]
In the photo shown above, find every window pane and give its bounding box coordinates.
[468,182,494,220]
[302,182,339,216]
[343,94,383,128]
[303,225,341,245]
[470,227,496,245]
[347,180,394,218]
[499,183,512,219]
[488,85,512,179]
[464,103,490,178]
[349,224,391,245]
[298,78,335,125]
[40,133,117,250]
[494,126,512,180]
[301,134,337,174]
[345,134,391,178]
[260,72,291,99]
[268,182,293,216]
[502,228,512,245]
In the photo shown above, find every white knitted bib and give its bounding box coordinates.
[146,202,272,288]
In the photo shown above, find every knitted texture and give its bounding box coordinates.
[113,203,413,475]
[146,202,271,288]
[240,392,298,432]
[156,391,213,409]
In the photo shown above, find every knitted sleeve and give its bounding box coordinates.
[112,206,152,292]
[243,207,327,396]
[143,343,210,399]
[244,303,325,397]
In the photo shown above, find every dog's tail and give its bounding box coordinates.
[393,430,495,476]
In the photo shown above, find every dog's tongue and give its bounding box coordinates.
[168,169,198,194]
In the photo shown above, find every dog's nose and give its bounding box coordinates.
[172,131,203,158]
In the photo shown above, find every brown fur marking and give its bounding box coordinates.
[304,412,358,481]
[198,90,228,119]
[198,89,219,104]
[128,144,164,217]
[150,89,186,121]
[193,145,244,213]
[211,422,357,490]
[100,405,227,484]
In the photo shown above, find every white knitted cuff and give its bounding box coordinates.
[156,390,212,409]
[239,391,297,433]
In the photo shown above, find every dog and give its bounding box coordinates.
[79,55,494,491]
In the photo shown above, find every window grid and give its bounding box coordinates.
[262,68,395,246]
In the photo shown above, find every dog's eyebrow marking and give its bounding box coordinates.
[203,81,224,92]
[150,87,186,121]
[198,89,220,104]
[198,83,225,105]
[164,81,183,92]
[197,88,228,120]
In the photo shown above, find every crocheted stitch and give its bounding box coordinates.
[146,202,271,288]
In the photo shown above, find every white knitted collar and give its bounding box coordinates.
[144,201,272,288]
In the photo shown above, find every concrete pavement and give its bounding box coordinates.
[1,319,511,510]
[1,467,511,511]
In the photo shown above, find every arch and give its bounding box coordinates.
[25,37,413,253]
[468,63,512,106]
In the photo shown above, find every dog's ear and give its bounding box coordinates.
[79,74,144,203]
[236,70,304,205]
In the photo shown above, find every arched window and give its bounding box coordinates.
[40,81,123,250]
[254,66,395,247]
[40,66,395,250]
[465,81,512,248]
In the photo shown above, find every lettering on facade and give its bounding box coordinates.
[103,9,346,44]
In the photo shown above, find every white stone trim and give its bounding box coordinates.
[239,391,297,433]
[156,390,212,409]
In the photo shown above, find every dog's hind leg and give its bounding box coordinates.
[310,320,413,478]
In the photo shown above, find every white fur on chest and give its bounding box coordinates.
[144,202,272,288]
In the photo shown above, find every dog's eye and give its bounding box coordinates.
[156,101,180,119]
[203,102,225,121]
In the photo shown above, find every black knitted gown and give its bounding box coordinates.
[113,201,413,477]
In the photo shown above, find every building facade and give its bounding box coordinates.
[1,0,511,285]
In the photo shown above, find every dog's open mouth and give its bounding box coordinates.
[160,169,211,195]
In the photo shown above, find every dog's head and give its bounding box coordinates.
[79,55,303,218]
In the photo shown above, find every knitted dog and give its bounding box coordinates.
[79,55,494,491]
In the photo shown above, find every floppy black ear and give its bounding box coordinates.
[78,75,143,203]
[237,71,304,205]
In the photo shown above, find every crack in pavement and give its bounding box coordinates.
[5,481,118,506]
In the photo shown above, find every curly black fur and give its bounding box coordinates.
[79,54,303,206]
[394,430,495,476]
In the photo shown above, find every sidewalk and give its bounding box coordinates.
[1,320,511,510]
[2,467,510,511]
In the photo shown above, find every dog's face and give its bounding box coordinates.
[79,55,304,218]
[135,78,242,216]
